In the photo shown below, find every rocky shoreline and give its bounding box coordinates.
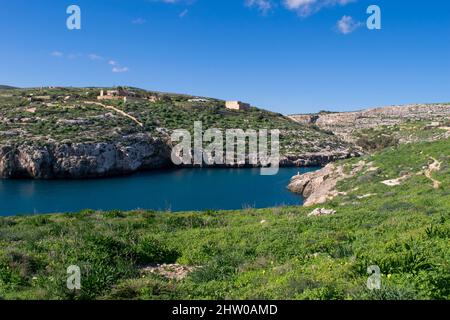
[1,87,446,180]
[287,161,366,206]
[0,139,358,179]
[0,134,172,179]
[287,104,450,205]
[0,86,361,179]
[279,151,358,167]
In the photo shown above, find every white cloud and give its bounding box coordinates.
[132,18,147,25]
[283,0,356,16]
[88,53,103,60]
[50,51,63,57]
[67,53,81,60]
[245,0,273,14]
[149,0,194,4]
[336,15,362,34]
[154,0,355,17]
[179,9,189,18]
[50,52,128,73]
[107,60,129,73]
[112,66,129,73]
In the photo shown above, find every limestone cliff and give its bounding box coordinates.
[287,161,366,206]
[0,134,171,179]
[287,104,450,205]
[0,86,360,179]
[289,104,450,143]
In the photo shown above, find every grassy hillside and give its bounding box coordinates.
[0,138,448,300]
[0,87,351,155]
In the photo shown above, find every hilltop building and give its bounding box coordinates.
[98,89,124,101]
[225,101,250,110]
[97,87,137,102]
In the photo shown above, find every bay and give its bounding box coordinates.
[0,167,318,216]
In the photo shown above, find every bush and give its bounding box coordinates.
[134,236,179,265]
[356,135,399,152]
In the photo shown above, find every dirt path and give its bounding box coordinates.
[86,101,144,127]
[382,157,442,189]
[424,157,442,189]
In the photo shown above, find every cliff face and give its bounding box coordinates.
[287,104,450,204]
[0,86,363,179]
[0,134,171,179]
[279,150,357,167]
[0,141,357,179]
[289,104,450,142]
[288,160,366,206]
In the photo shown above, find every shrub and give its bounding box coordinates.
[134,236,179,265]
[356,135,399,152]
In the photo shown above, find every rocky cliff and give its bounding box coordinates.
[0,86,359,179]
[289,104,450,142]
[279,150,357,167]
[288,104,450,204]
[288,160,367,206]
[0,134,171,179]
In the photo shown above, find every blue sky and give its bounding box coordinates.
[1,0,449,114]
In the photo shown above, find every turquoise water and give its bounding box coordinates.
[0,167,318,216]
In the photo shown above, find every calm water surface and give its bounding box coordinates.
[0,167,319,216]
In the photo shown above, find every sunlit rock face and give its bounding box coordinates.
[0,135,171,179]
[289,104,450,142]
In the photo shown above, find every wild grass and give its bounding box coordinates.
[0,139,448,300]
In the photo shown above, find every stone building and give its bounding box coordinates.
[225,101,250,110]
[97,90,123,101]
[97,88,135,102]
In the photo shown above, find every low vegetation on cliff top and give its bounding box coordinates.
[0,138,448,300]
[0,87,350,155]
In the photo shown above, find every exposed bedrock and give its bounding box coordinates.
[0,139,357,179]
[0,134,171,179]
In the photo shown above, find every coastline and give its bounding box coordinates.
[0,140,357,179]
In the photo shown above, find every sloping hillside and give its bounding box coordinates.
[0,87,355,178]
[0,138,448,300]
[289,104,450,146]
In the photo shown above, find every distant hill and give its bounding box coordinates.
[289,104,450,146]
[0,85,17,90]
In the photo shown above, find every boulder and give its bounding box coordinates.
[308,208,336,217]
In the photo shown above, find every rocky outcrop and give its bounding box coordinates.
[287,105,449,205]
[0,137,356,179]
[279,150,359,167]
[289,104,450,142]
[141,264,197,281]
[308,208,336,217]
[0,134,171,179]
[288,161,366,206]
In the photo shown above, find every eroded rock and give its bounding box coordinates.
[0,134,171,179]
[308,208,336,217]
[141,264,197,281]
[288,161,366,206]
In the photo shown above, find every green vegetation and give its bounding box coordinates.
[0,138,448,300]
[0,86,448,300]
[0,87,350,155]
[353,120,450,152]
